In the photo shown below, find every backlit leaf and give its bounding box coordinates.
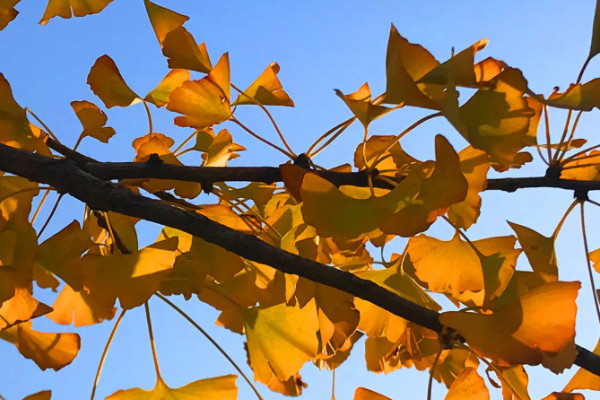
[336,83,392,127]
[145,69,190,107]
[82,238,177,309]
[384,25,443,109]
[540,393,584,400]
[495,365,530,400]
[48,284,116,327]
[0,1,19,31]
[354,387,392,400]
[162,27,212,73]
[444,367,489,400]
[243,300,319,383]
[107,375,238,400]
[441,281,580,366]
[236,62,293,106]
[87,55,140,108]
[0,322,80,371]
[590,0,600,60]
[70,100,115,143]
[144,0,189,45]
[0,288,52,330]
[40,0,113,25]
[509,222,558,277]
[0,73,40,151]
[547,79,600,111]
[167,53,230,129]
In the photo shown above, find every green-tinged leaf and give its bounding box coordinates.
[336,83,392,127]
[87,55,140,108]
[546,79,600,111]
[145,69,190,107]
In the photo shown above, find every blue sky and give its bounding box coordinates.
[1,1,600,399]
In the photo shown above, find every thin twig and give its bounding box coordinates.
[144,302,162,380]
[580,202,600,326]
[90,309,126,400]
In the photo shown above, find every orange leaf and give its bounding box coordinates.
[354,387,392,400]
[40,0,113,25]
[541,394,584,400]
[87,55,140,108]
[107,375,238,400]
[22,391,51,400]
[143,0,189,45]
[509,222,558,277]
[70,100,115,143]
[0,322,80,371]
[167,53,231,129]
[162,27,212,73]
[444,367,489,400]
[547,79,600,111]
[441,281,580,366]
[336,83,392,127]
[0,288,52,330]
[384,25,443,109]
[144,69,190,107]
[48,284,116,327]
[236,62,293,106]
[0,1,19,31]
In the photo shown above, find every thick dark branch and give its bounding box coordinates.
[1,143,599,377]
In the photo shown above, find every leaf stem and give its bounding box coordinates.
[231,117,294,159]
[331,369,336,400]
[90,309,126,400]
[306,117,355,156]
[36,193,64,239]
[556,111,584,162]
[156,294,264,400]
[144,302,162,381]
[309,118,354,158]
[173,130,198,154]
[25,108,60,142]
[579,202,600,326]
[426,344,443,400]
[30,189,50,224]
[142,101,154,135]
[552,199,578,239]
[543,105,553,163]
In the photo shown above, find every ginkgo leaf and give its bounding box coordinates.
[419,39,490,87]
[87,55,140,108]
[0,1,19,31]
[39,0,113,25]
[204,129,236,167]
[590,0,600,60]
[440,281,580,366]
[0,176,39,226]
[236,62,293,106]
[564,338,600,392]
[354,387,392,400]
[442,68,538,167]
[243,300,319,383]
[353,134,421,175]
[0,73,41,151]
[447,147,490,229]
[494,365,531,400]
[509,222,558,277]
[162,27,212,73]
[35,220,91,290]
[48,283,116,327]
[167,53,230,129]
[546,79,600,111]
[144,0,189,45]
[444,367,489,400]
[336,83,392,127]
[82,238,177,309]
[540,393,584,400]
[408,233,485,296]
[22,390,51,400]
[70,100,115,143]
[0,288,52,330]
[384,25,444,109]
[0,322,80,371]
[145,69,190,107]
[106,375,238,400]
[0,265,16,305]
[190,236,243,283]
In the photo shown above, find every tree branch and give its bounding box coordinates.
[2,143,599,377]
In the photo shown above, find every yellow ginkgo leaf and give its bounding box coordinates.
[384,24,443,109]
[162,26,212,73]
[0,176,39,227]
[336,83,392,127]
[0,1,19,31]
[243,300,319,384]
[236,62,293,106]
[144,0,189,45]
[22,390,51,400]
[440,281,580,366]
[444,367,489,400]
[509,222,558,277]
[107,375,238,400]
[70,100,115,143]
[144,69,190,107]
[82,238,177,309]
[354,387,392,400]
[493,365,530,400]
[48,283,116,327]
[0,74,41,151]
[547,79,600,111]
[0,288,52,330]
[167,53,231,129]
[540,393,584,400]
[87,55,140,108]
[39,0,113,25]
[0,322,80,371]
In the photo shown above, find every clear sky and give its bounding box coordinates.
[1,1,600,399]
